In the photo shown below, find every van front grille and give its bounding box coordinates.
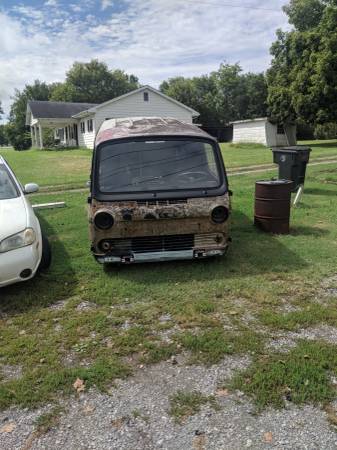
[105,234,194,254]
[136,199,187,207]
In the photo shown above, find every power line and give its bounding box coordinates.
[182,0,281,13]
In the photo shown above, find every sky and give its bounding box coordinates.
[0,0,290,120]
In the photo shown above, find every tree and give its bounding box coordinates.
[160,63,268,127]
[49,82,77,102]
[8,80,51,150]
[9,80,51,127]
[0,125,9,146]
[0,101,3,120]
[242,73,268,119]
[50,60,139,103]
[5,123,31,150]
[160,75,219,126]
[267,0,337,125]
[283,0,325,31]
[213,63,248,124]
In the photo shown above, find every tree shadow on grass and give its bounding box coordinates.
[308,142,337,149]
[0,215,77,315]
[290,226,330,237]
[104,210,308,286]
[305,187,337,197]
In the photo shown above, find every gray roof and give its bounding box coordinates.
[96,117,214,147]
[28,100,98,119]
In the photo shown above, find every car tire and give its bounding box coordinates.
[39,233,52,271]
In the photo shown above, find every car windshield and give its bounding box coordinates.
[97,139,222,193]
[0,164,19,200]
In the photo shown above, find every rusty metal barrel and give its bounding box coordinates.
[254,180,294,234]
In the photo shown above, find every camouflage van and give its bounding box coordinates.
[88,117,231,264]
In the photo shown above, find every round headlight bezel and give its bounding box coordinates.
[211,206,229,224]
[94,211,114,230]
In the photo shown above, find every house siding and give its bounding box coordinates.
[232,120,267,145]
[78,115,95,149]
[233,120,297,147]
[266,122,297,147]
[94,89,194,137]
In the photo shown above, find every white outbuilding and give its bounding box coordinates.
[231,117,297,147]
[26,86,199,149]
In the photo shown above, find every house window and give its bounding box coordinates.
[277,124,285,134]
[87,119,93,132]
[65,127,68,140]
[143,92,149,102]
[80,121,85,133]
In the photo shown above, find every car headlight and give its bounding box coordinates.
[0,228,36,253]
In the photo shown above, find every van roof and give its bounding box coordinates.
[95,117,215,147]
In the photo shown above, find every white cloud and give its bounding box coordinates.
[45,0,58,6]
[70,4,82,13]
[101,0,113,11]
[0,0,290,120]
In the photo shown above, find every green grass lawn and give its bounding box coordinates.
[0,147,92,189]
[220,139,337,168]
[0,151,337,410]
[1,140,336,191]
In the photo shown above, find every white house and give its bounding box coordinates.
[231,118,297,147]
[26,86,199,149]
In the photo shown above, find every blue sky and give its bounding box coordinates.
[0,0,290,119]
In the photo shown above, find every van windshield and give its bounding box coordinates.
[0,165,18,200]
[97,139,222,193]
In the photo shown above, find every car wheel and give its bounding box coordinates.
[39,233,52,271]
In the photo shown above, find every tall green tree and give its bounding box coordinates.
[8,80,51,150]
[267,0,337,125]
[0,125,9,146]
[50,60,139,103]
[0,101,3,120]
[160,75,219,126]
[213,63,247,124]
[160,63,267,126]
[9,80,51,129]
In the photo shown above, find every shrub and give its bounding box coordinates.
[314,123,337,140]
[5,124,31,151]
[42,128,57,148]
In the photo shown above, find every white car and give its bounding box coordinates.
[0,156,51,287]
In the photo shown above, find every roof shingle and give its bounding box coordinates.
[28,100,98,119]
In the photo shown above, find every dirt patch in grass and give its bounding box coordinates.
[0,364,22,381]
[265,325,337,352]
[318,274,337,301]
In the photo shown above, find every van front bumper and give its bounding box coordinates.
[96,246,228,264]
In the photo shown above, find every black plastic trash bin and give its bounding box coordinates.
[271,146,311,192]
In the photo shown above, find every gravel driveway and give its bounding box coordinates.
[1,353,337,450]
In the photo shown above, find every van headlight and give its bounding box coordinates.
[0,228,36,253]
[94,211,114,230]
[211,206,229,224]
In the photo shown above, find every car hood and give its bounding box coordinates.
[0,196,27,241]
